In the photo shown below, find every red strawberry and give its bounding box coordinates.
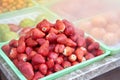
[28,51,37,60]
[49,44,56,52]
[55,20,65,33]
[32,54,45,64]
[26,38,38,47]
[76,36,86,47]
[31,28,45,39]
[49,27,58,34]
[38,40,49,56]
[63,46,74,56]
[32,72,44,80]
[13,59,19,67]
[17,38,26,53]
[46,32,57,43]
[85,53,94,60]
[19,27,31,36]
[37,19,51,33]
[68,54,77,62]
[55,44,65,53]
[62,61,71,68]
[39,64,48,75]
[75,48,85,62]
[36,38,46,45]
[88,42,100,51]
[79,47,87,55]
[57,34,67,44]
[9,48,17,60]
[55,56,64,64]
[33,64,40,71]
[47,70,53,75]
[18,61,34,80]
[85,37,94,46]
[25,47,33,55]
[9,39,18,47]
[2,44,11,56]
[70,34,78,42]
[65,38,77,47]
[18,53,27,61]
[46,59,54,69]
[24,29,32,39]
[54,64,63,72]
[72,61,79,66]
[96,49,104,56]
[48,52,58,61]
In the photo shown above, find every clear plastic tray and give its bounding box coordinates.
[49,0,120,22]
[74,12,120,54]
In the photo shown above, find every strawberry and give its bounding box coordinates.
[25,47,33,55]
[2,44,11,56]
[79,47,87,55]
[19,27,31,36]
[49,27,58,34]
[32,72,44,80]
[85,53,94,60]
[54,64,63,72]
[55,44,65,53]
[75,48,85,62]
[76,36,86,47]
[65,38,77,47]
[48,52,58,61]
[32,54,45,64]
[63,46,74,56]
[70,34,78,42]
[55,56,64,64]
[85,37,94,47]
[55,20,65,33]
[49,44,56,52]
[17,53,28,61]
[33,64,40,71]
[39,64,48,75]
[24,29,32,39]
[17,37,26,53]
[88,42,100,51]
[18,61,34,80]
[46,59,54,69]
[36,38,46,45]
[47,70,53,75]
[13,59,19,67]
[9,48,17,60]
[46,32,57,43]
[28,51,37,60]
[26,38,38,47]
[72,61,79,66]
[37,19,51,33]
[96,49,104,56]
[62,61,71,68]
[31,28,45,39]
[57,34,67,44]
[68,54,77,62]
[9,39,18,47]
[38,40,49,56]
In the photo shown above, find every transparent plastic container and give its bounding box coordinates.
[49,0,120,22]
[74,11,120,54]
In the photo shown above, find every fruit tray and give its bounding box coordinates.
[74,12,120,54]
[0,0,40,19]
[0,6,60,43]
[0,39,110,80]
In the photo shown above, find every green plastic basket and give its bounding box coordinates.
[0,39,111,80]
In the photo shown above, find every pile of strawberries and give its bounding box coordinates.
[2,19,104,80]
